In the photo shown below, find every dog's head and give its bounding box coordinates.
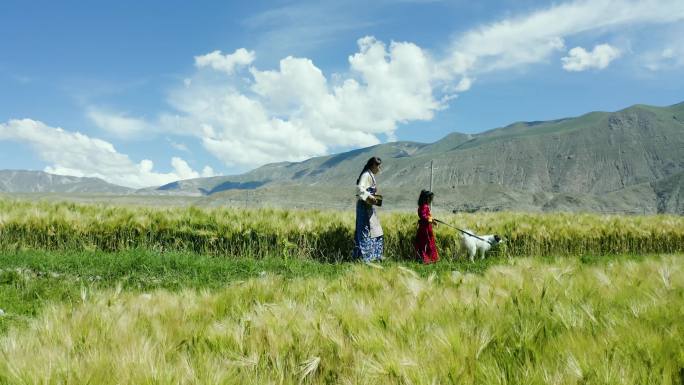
[493,234,504,244]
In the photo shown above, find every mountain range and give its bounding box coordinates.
[2,102,683,214]
[0,170,133,194]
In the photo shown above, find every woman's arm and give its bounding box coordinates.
[356,172,375,203]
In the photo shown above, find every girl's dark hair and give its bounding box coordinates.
[356,157,382,184]
[418,189,434,206]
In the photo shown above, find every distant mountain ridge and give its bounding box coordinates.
[0,170,133,194]
[153,102,684,213]
[2,101,683,214]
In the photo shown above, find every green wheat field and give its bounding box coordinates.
[0,199,682,384]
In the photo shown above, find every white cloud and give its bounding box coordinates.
[446,0,684,74]
[169,36,453,168]
[201,166,216,178]
[242,1,377,61]
[642,41,684,71]
[561,44,622,71]
[87,107,152,139]
[194,48,255,74]
[167,138,190,152]
[168,158,216,179]
[0,119,212,188]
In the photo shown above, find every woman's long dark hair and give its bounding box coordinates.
[356,157,382,184]
[418,189,434,206]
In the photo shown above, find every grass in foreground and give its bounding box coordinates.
[0,250,508,335]
[0,253,682,384]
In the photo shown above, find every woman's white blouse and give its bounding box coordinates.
[356,171,375,201]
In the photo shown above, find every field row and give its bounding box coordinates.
[1,199,683,259]
[1,254,681,384]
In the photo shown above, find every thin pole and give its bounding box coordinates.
[430,160,433,192]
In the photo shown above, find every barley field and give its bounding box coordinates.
[1,199,683,259]
[0,255,682,384]
[0,198,682,384]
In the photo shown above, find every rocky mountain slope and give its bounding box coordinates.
[157,102,684,213]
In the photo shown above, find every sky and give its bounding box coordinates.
[1,0,683,188]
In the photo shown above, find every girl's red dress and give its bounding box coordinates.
[415,203,439,264]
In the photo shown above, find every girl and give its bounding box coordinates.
[415,190,438,264]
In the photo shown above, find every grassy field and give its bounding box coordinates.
[0,252,682,384]
[0,249,507,335]
[0,199,682,384]
[1,199,683,259]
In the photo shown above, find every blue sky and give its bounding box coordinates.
[1,0,683,188]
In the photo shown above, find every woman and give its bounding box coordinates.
[415,190,439,264]
[353,157,384,262]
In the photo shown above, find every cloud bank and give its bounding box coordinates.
[163,0,684,169]
[0,119,214,188]
[167,39,453,167]
[446,0,684,74]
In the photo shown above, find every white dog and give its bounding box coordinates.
[459,230,503,261]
